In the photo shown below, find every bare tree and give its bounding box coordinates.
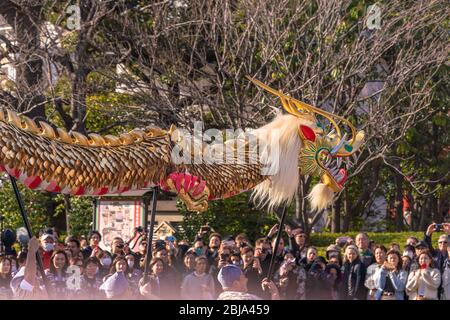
[0,0,447,232]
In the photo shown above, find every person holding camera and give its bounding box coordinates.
[240,246,264,297]
[424,223,449,273]
[406,251,441,300]
[111,237,126,259]
[274,250,306,300]
[373,250,408,300]
[423,223,449,299]
[285,225,308,260]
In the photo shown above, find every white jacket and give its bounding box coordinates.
[406,268,441,300]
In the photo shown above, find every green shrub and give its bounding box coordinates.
[309,231,446,257]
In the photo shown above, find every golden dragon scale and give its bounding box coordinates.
[0,108,265,212]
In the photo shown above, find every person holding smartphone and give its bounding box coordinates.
[406,251,441,300]
[240,246,263,297]
[373,250,408,300]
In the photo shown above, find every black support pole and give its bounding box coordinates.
[9,175,52,299]
[267,205,288,281]
[143,186,159,282]
[142,191,152,234]
[92,198,98,231]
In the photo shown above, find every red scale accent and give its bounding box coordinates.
[46,181,61,193]
[93,187,108,196]
[24,176,42,189]
[6,167,21,179]
[117,186,130,194]
[71,186,85,196]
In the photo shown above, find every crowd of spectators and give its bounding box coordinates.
[0,222,448,300]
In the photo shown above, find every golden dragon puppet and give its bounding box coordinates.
[0,77,364,212]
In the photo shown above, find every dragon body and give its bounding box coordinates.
[0,79,364,212]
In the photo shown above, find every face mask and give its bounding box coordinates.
[195,248,204,256]
[127,261,134,269]
[43,243,54,252]
[101,258,112,266]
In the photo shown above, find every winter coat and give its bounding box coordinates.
[339,259,367,300]
[406,267,441,300]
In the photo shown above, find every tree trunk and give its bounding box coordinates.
[295,184,302,224]
[0,1,46,118]
[342,190,351,232]
[64,195,71,235]
[394,172,404,231]
[419,197,429,231]
[430,195,441,223]
[298,177,311,234]
[331,196,341,233]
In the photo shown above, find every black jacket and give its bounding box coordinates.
[340,259,367,300]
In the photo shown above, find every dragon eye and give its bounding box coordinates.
[319,151,329,162]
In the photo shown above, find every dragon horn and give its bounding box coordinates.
[246,76,363,155]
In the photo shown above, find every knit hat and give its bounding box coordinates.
[217,264,242,289]
[326,244,340,253]
[100,272,129,298]
[414,241,428,249]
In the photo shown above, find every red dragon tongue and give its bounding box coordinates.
[338,168,348,186]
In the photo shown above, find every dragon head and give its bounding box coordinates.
[247,76,365,211]
[298,123,364,192]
